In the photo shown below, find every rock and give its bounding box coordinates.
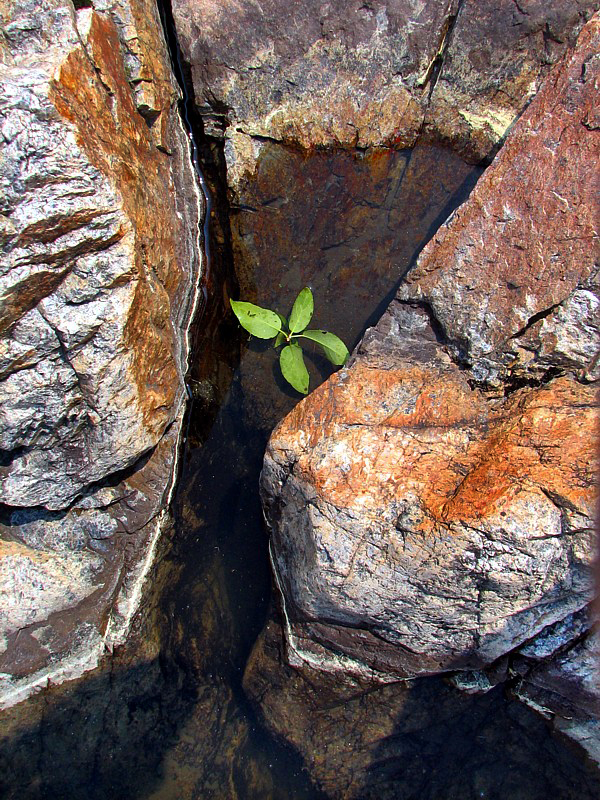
[423,0,598,160]
[262,303,597,679]
[243,615,600,799]
[516,632,600,766]
[398,12,600,388]
[516,607,592,661]
[172,0,596,194]
[0,0,201,705]
[259,15,600,684]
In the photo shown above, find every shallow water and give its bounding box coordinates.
[1,144,599,799]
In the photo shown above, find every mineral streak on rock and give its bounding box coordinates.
[0,0,201,705]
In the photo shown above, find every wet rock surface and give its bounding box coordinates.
[0,0,201,702]
[256,10,600,769]
[233,142,481,434]
[0,367,324,800]
[243,615,600,799]
[516,630,600,765]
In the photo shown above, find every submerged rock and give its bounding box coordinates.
[256,9,600,763]
[0,0,201,704]
[243,615,600,799]
[516,631,600,766]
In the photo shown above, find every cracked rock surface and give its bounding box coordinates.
[256,10,600,766]
[172,0,596,193]
[0,0,201,704]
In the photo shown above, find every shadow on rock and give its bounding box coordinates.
[244,615,600,800]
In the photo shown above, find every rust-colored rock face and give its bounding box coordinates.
[0,0,201,705]
[263,305,598,678]
[259,15,600,690]
[400,13,600,387]
[50,11,183,437]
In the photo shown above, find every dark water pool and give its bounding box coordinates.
[1,144,599,799]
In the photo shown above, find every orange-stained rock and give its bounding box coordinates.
[0,0,201,705]
[262,305,598,679]
[260,16,600,684]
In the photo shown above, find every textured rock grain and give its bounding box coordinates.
[263,305,598,679]
[259,15,600,685]
[0,0,201,704]
[172,0,596,193]
[399,12,600,387]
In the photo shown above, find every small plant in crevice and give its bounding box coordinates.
[230,287,349,395]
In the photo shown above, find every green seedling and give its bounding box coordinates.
[230,287,349,395]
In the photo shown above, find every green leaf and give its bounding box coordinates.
[280,344,310,395]
[230,300,282,339]
[288,287,314,333]
[274,331,286,347]
[300,330,349,365]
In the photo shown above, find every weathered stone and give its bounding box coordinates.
[1,1,198,508]
[516,631,600,765]
[262,303,598,679]
[0,0,201,705]
[172,0,596,195]
[260,15,600,685]
[423,0,598,160]
[399,13,600,387]
[516,607,592,661]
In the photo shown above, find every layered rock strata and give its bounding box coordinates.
[0,0,201,705]
[257,8,600,758]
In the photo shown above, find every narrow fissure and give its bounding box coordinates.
[156,0,243,448]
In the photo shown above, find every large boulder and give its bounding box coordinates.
[172,0,597,192]
[260,13,599,683]
[0,0,201,705]
[262,305,597,678]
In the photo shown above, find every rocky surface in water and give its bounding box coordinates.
[243,615,600,800]
[0,0,201,704]
[172,0,596,191]
[254,10,600,774]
